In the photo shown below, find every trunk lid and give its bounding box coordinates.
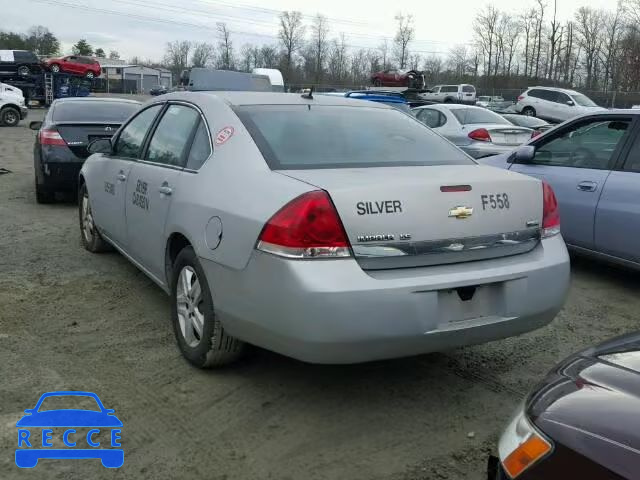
[279,165,543,269]
[482,124,532,146]
[56,122,120,159]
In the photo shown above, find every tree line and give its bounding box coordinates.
[0,26,120,60]
[5,1,640,99]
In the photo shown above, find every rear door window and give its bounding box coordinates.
[115,104,163,158]
[185,119,212,170]
[145,104,200,167]
[234,104,474,170]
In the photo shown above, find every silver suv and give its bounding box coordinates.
[515,87,604,123]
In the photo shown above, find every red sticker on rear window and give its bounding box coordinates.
[215,126,234,146]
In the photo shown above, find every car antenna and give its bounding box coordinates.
[301,86,314,100]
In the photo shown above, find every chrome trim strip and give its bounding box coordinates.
[354,228,540,270]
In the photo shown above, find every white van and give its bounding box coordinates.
[252,68,284,92]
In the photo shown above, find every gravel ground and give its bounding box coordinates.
[1,105,639,480]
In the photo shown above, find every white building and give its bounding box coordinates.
[99,59,172,92]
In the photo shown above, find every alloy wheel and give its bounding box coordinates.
[176,266,205,348]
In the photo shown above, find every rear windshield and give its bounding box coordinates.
[462,85,475,93]
[234,105,474,169]
[451,108,511,125]
[53,101,139,122]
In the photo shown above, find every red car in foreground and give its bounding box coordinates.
[45,56,101,79]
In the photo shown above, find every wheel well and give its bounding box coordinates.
[165,233,192,286]
[1,104,20,112]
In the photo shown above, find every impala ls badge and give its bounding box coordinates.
[448,206,473,219]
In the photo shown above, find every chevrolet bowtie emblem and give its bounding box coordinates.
[448,206,473,219]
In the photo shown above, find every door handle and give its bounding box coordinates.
[116,172,126,182]
[158,185,173,196]
[577,181,597,192]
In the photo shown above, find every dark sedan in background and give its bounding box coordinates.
[489,332,640,479]
[31,97,140,203]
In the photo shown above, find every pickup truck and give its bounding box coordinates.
[0,82,28,126]
[420,84,476,104]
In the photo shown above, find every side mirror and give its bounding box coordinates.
[88,138,112,154]
[29,121,42,130]
[514,145,536,164]
[566,100,574,106]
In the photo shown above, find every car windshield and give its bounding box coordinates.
[53,101,139,123]
[571,93,597,107]
[37,395,101,412]
[451,108,511,125]
[234,104,474,170]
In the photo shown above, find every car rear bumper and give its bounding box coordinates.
[37,161,84,191]
[202,235,570,364]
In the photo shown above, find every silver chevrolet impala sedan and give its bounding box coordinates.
[78,91,570,368]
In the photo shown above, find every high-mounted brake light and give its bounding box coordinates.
[542,181,560,238]
[257,191,351,259]
[468,128,491,142]
[39,128,66,146]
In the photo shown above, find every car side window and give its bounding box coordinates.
[185,120,212,170]
[533,119,631,170]
[145,104,200,167]
[556,92,571,104]
[539,90,558,102]
[115,104,163,159]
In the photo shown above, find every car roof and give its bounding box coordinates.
[54,97,141,104]
[527,86,582,95]
[161,91,391,108]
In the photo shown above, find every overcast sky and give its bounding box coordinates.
[4,0,618,61]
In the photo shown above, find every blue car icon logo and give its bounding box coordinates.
[16,391,123,468]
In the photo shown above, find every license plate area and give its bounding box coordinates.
[438,282,505,324]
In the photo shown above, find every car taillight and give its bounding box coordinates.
[468,128,491,142]
[39,128,66,146]
[517,95,525,101]
[542,181,560,238]
[531,130,541,138]
[257,190,351,259]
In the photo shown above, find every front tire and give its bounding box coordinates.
[522,106,536,117]
[1,107,20,127]
[86,71,95,79]
[79,182,110,252]
[373,78,382,87]
[50,64,61,73]
[17,65,30,76]
[171,246,244,368]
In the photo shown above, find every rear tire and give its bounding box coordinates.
[373,78,382,87]
[50,64,60,73]
[443,97,453,103]
[35,179,54,204]
[86,71,95,79]
[1,107,20,127]
[171,246,244,368]
[79,182,111,252]
[522,106,536,117]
